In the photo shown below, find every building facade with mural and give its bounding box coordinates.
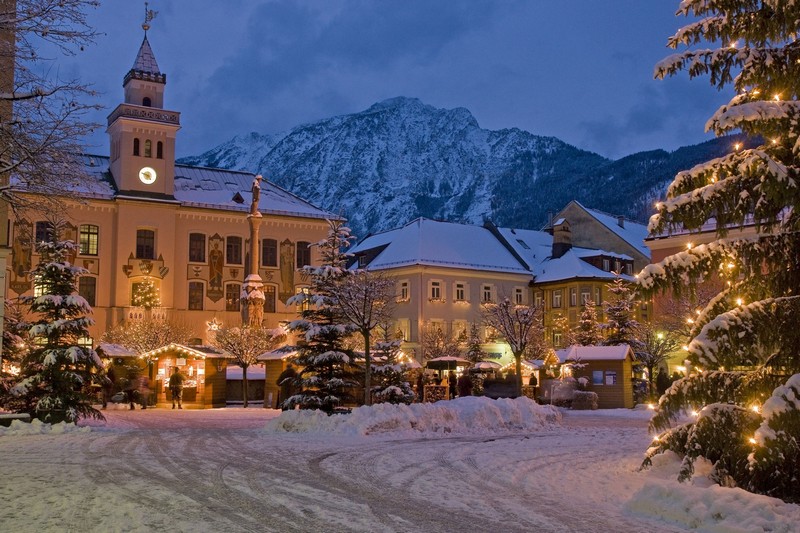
[5,32,335,345]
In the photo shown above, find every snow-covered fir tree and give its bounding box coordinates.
[283,220,359,413]
[575,296,603,346]
[370,330,414,404]
[602,276,640,348]
[8,226,103,422]
[464,323,487,364]
[639,0,800,501]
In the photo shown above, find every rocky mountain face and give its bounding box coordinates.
[180,96,744,239]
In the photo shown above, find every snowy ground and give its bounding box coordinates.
[1,398,798,532]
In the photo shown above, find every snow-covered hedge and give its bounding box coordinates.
[264,396,561,436]
[0,418,91,437]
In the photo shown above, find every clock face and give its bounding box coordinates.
[139,166,157,184]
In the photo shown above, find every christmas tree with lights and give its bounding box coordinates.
[132,277,160,309]
[639,0,800,502]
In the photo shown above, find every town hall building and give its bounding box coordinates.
[5,31,336,346]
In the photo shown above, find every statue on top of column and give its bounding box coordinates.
[250,174,263,216]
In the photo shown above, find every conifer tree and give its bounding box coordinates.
[602,277,641,348]
[639,1,800,499]
[131,277,160,309]
[8,224,102,422]
[370,330,414,404]
[283,220,359,413]
[464,323,487,364]
[575,296,602,346]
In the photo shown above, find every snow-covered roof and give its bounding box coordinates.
[572,201,650,258]
[226,365,266,380]
[140,343,229,360]
[131,36,160,75]
[20,155,337,221]
[494,226,634,284]
[555,344,633,363]
[96,343,137,357]
[351,218,530,274]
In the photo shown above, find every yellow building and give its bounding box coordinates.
[5,32,334,345]
[490,219,650,348]
[349,218,533,366]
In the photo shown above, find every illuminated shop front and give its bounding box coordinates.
[140,343,229,409]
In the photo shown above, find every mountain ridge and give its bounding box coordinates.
[179,96,745,239]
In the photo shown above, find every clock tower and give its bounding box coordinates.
[107,29,180,198]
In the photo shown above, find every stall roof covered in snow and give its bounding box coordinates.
[13,154,337,221]
[350,218,530,274]
[555,344,633,363]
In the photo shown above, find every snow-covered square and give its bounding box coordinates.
[1,399,798,532]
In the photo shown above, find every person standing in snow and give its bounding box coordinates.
[448,370,457,399]
[137,375,150,409]
[169,367,185,409]
[457,372,473,398]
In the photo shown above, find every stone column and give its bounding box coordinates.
[241,175,265,327]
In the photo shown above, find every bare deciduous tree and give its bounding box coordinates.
[210,325,285,408]
[101,318,195,359]
[331,270,395,406]
[1,0,101,210]
[634,323,681,401]
[482,298,545,396]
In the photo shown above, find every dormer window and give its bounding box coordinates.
[143,97,152,107]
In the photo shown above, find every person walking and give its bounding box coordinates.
[168,367,185,409]
[138,374,151,410]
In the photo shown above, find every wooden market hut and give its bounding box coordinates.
[555,344,636,409]
[141,343,230,409]
[258,348,296,409]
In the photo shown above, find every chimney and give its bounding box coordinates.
[617,215,625,228]
[551,219,572,259]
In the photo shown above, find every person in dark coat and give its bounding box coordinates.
[457,373,473,398]
[448,370,457,399]
[168,367,185,409]
[123,365,141,410]
[276,363,298,410]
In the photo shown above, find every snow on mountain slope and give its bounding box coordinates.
[180,97,743,239]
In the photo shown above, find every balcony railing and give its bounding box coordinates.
[108,104,180,126]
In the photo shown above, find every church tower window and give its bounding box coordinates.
[157,141,163,159]
[133,138,140,156]
[144,139,152,157]
[142,96,151,107]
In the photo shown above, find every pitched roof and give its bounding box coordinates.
[555,344,633,362]
[131,35,161,75]
[351,218,530,274]
[12,154,338,221]
[493,226,634,284]
[570,201,650,258]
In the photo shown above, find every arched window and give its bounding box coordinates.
[142,97,151,107]
[133,138,140,156]
[144,139,152,158]
[156,141,163,159]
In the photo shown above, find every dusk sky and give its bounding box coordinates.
[60,1,728,160]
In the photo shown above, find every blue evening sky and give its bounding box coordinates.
[60,1,727,160]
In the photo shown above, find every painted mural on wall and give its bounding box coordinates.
[10,219,32,295]
[279,238,295,302]
[9,220,78,295]
[207,233,224,302]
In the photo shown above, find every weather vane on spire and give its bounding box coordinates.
[142,2,158,33]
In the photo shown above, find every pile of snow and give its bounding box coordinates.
[626,451,800,532]
[0,418,91,437]
[264,396,561,436]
